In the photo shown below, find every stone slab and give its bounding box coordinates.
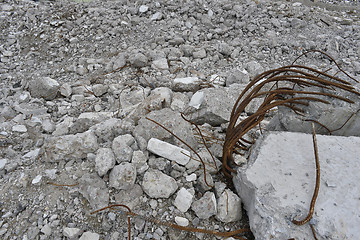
[234,131,360,240]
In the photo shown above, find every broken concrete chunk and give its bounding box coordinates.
[131,150,149,174]
[234,131,360,239]
[78,173,109,209]
[216,189,242,223]
[147,138,190,166]
[95,148,115,177]
[43,130,98,162]
[109,162,136,190]
[191,191,217,219]
[112,134,135,163]
[29,77,60,100]
[172,77,200,92]
[173,187,194,213]
[142,169,177,198]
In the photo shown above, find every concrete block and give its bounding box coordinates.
[234,131,360,239]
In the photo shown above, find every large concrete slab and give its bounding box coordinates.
[234,131,360,240]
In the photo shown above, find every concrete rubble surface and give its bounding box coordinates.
[234,131,360,240]
[0,0,359,239]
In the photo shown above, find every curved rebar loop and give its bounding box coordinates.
[91,204,250,239]
[145,117,214,188]
[292,123,321,226]
[222,58,360,177]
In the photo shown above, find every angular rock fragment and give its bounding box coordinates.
[114,184,143,209]
[112,134,135,163]
[94,148,115,177]
[109,162,136,190]
[173,187,194,213]
[43,131,98,162]
[142,169,177,198]
[29,77,60,100]
[234,132,360,239]
[129,53,148,67]
[191,191,217,219]
[172,77,200,92]
[131,150,149,174]
[216,189,242,223]
[147,138,190,166]
[78,173,109,209]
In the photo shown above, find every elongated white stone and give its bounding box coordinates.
[147,138,190,166]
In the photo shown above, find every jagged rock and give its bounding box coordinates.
[94,148,115,176]
[142,169,177,198]
[152,58,169,70]
[29,77,59,100]
[90,118,132,143]
[43,130,98,162]
[186,84,245,126]
[234,131,360,239]
[114,184,143,209]
[63,227,81,239]
[79,232,99,240]
[129,53,148,67]
[147,138,190,166]
[172,77,200,92]
[173,187,194,213]
[191,191,217,219]
[109,162,136,190]
[112,134,135,163]
[131,150,149,174]
[78,173,109,209]
[245,61,264,78]
[216,189,242,223]
[133,108,197,150]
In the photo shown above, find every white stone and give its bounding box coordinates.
[152,58,169,70]
[216,189,242,223]
[12,125,27,133]
[191,191,217,219]
[95,148,115,176]
[173,77,199,92]
[63,227,81,238]
[175,216,189,227]
[173,187,194,212]
[79,231,99,240]
[234,132,360,240]
[147,138,190,166]
[0,159,7,170]
[142,169,177,198]
[186,173,197,182]
[139,5,149,13]
[151,12,163,21]
[189,91,204,109]
[32,175,42,184]
[22,148,41,160]
[40,224,51,236]
[60,83,72,97]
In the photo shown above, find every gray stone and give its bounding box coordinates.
[109,162,136,190]
[1,106,16,120]
[78,173,109,209]
[147,138,190,166]
[170,92,189,112]
[60,83,72,97]
[226,69,250,86]
[172,77,200,92]
[113,54,126,70]
[216,189,242,223]
[114,184,143,209]
[186,84,245,126]
[191,191,217,219]
[173,187,194,212]
[43,130,98,162]
[95,148,115,176]
[245,61,264,78]
[151,12,163,21]
[112,134,135,162]
[78,112,113,124]
[180,45,195,57]
[131,150,149,174]
[91,84,108,97]
[217,42,234,56]
[40,224,52,236]
[193,48,206,59]
[234,131,360,239]
[152,58,169,70]
[63,227,81,238]
[142,169,178,198]
[29,77,60,100]
[139,5,149,13]
[42,118,56,133]
[129,53,148,68]
[79,232,99,240]
[174,216,189,227]
[90,118,131,143]
[193,148,222,174]
[52,117,73,136]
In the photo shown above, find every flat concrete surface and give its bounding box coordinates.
[234,131,360,240]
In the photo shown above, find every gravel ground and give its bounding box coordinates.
[0,0,359,239]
